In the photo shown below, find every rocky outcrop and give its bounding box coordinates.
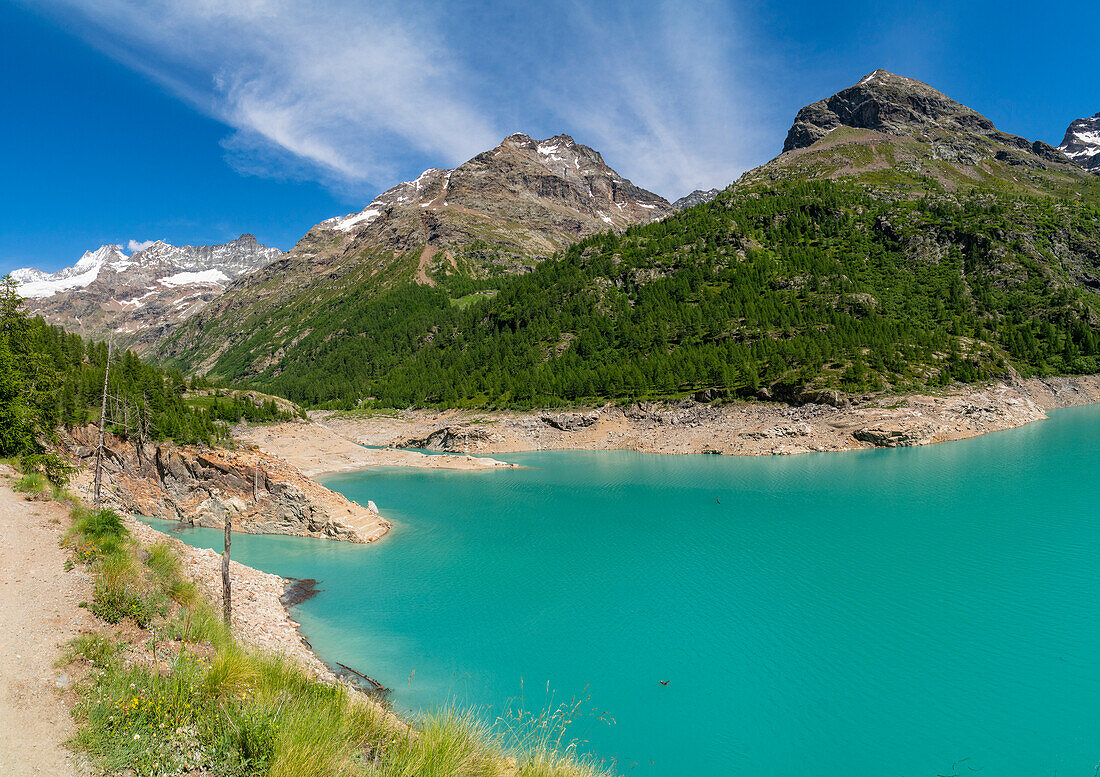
[58,426,387,543]
[396,426,495,452]
[852,424,934,448]
[672,189,721,210]
[539,412,600,431]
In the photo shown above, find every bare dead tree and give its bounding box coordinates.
[92,343,112,506]
[135,391,149,466]
[222,514,232,627]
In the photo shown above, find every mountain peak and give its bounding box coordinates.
[1058,112,1100,173]
[316,133,670,246]
[783,69,993,153]
[672,189,722,210]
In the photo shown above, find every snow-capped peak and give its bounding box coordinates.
[1058,112,1100,172]
[13,245,130,298]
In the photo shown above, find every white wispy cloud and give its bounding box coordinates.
[127,239,158,253]
[541,0,773,198]
[26,0,771,200]
[31,0,501,194]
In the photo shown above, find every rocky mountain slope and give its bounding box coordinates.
[318,132,670,256]
[157,133,671,374]
[672,188,722,210]
[1058,112,1100,173]
[162,69,1100,409]
[745,69,1097,197]
[12,235,282,351]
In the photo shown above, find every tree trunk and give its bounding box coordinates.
[222,515,232,627]
[92,344,112,506]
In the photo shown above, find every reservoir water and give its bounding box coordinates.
[151,405,1100,776]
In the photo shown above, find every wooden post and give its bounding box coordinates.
[222,515,232,627]
[93,343,112,506]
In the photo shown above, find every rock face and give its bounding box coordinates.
[397,426,495,452]
[13,235,282,352]
[672,189,721,210]
[745,69,1090,189]
[315,133,672,260]
[852,424,934,448]
[1058,112,1100,173]
[782,69,1067,167]
[58,426,387,543]
[539,412,600,431]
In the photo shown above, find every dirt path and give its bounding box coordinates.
[0,469,95,776]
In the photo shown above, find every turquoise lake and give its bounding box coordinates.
[152,405,1100,776]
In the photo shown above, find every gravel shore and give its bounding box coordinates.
[310,376,1100,459]
[124,517,338,683]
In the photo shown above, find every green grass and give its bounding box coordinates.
[451,290,499,310]
[13,471,49,496]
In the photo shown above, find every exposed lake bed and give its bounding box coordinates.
[312,375,1100,459]
[153,403,1100,776]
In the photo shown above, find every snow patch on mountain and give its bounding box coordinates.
[13,245,131,298]
[1057,113,1100,172]
[327,208,382,232]
[159,269,230,286]
[12,234,283,352]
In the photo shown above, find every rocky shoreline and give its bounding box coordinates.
[124,516,341,684]
[60,425,389,544]
[311,375,1100,458]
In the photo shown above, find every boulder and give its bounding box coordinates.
[853,424,930,447]
[539,412,600,431]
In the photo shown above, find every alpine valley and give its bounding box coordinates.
[142,70,1100,410]
[7,49,1100,777]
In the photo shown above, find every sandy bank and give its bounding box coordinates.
[308,375,1100,459]
[233,420,516,476]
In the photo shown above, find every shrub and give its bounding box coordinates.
[20,452,75,486]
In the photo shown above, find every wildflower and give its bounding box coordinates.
[134,734,140,740]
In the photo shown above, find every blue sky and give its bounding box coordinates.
[2,0,1095,274]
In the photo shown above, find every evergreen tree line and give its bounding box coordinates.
[0,277,224,456]
[186,181,1100,409]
